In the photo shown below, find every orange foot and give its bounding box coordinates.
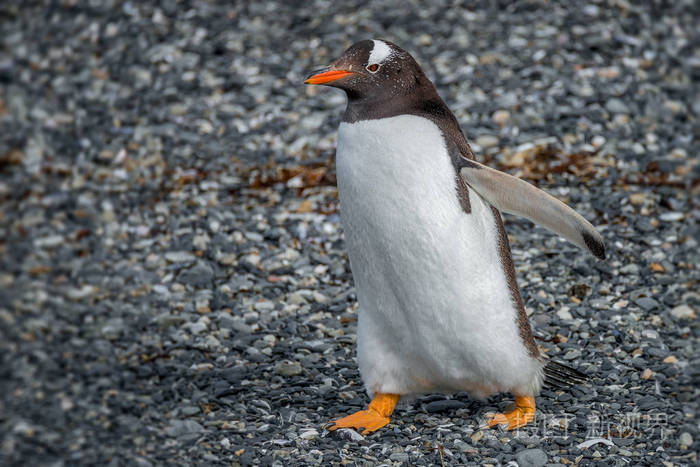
[485,395,536,430]
[326,393,399,435]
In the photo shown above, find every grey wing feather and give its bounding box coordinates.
[459,159,605,259]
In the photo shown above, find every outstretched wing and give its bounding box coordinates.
[458,158,605,259]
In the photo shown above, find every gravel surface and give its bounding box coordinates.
[1,1,698,466]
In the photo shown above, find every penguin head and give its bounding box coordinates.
[305,40,429,102]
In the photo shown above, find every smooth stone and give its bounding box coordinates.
[155,314,185,328]
[659,212,683,221]
[670,305,695,320]
[515,448,548,467]
[492,109,510,126]
[298,429,319,440]
[389,452,409,462]
[181,406,200,416]
[165,251,196,262]
[424,399,467,413]
[166,420,204,436]
[635,297,659,311]
[679,432,693,447]
[476,135,499,148]
[635,218,656,232]
[276,361,303,376]
[334,428,364,441]
[619,264,640,275]
[101,319,125,340]
[606,98,630,114]
[177,261,214,287]
[556,308,574,320]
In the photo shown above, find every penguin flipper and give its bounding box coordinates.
[458,159,605,259]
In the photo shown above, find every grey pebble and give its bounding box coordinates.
[605,98,630,114]
[670,305,695,320]
[515,448,548,467]
[679,432,693,447]
[276,361,303,376]
[635,297,660,311]
[389,452,410,462]
[166,420,204,437]
[425,399,467,413]
[177,261,214,287]
[165,251,196,263]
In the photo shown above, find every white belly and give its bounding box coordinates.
[336,115,542,398]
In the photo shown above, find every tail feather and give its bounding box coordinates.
[543,360,587,390]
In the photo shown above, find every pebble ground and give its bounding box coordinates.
[0,1,697,466]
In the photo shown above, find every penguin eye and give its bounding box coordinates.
[366,64,380,73]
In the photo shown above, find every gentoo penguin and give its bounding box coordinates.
[304,40,604,435]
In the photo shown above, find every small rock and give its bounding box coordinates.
[659,212,684,221]
[425,399,467,413]
[155,314,185,328]
[556,308,573,320]
[299,429,319,440]
[663,355,678,364]
[276,361,303,376]
[670,305,695,320]
[635,218,656,232]
[253,300,275,313]
[635,297,659,311]
[389,452,409,462]
[66,285,98,300]
[35,235,64,248]
[193,233,210,250]
[628,193,647,205]
[606,98,630,114]
[312,291,329,303]
[453,439,474,453]
[476,135,499,148]
[679,432,693,448]
[181,406,200,416]
[288,293,307,305]
[185,320,208,335]
[640,368,653,380]
[166,420,204,437]
[133,457,153,467]
[492,110,510,127]
[165,251,196,263]
[515,448,548,467]
[591,135,606,148]
[470,430,483,443]
[334,428,364,441]
[620,264,640,275]
[101,319,125,340]
[217,253,237,266]
[177,261,214,287]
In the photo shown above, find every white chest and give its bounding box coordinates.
[336,115,462,234]
[335,114,502,305]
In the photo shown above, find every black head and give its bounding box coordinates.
[305,40,434,104]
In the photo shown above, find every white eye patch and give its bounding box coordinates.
[368,39,393,65]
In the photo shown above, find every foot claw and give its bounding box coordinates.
[323,421,337,431]
[483,396,536,430]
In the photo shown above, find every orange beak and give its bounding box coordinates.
[304,69,354,85]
